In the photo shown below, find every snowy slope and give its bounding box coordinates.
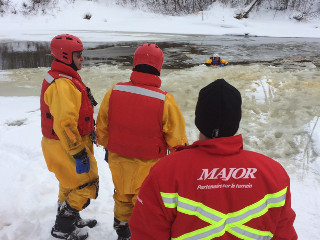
[0,0,319,42]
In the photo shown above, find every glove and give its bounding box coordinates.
[72,148,90,174]
[220,64,225,67]
[104,148,109,163]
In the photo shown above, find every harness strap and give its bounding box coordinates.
[78,177,99,190]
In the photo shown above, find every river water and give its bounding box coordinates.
[0,34,320,176]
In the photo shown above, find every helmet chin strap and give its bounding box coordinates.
[69,61,79,71]
[53,58,78,71]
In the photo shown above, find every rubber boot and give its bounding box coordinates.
[58,201,97,229]
[75,212,97,228]
[113,218,131,240]
[51,201,88,240]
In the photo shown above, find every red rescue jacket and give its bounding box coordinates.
[40,61,94,140]
[130,135,297,240]
[107,71,168,159]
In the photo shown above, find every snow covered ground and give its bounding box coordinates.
[0,1,320,239]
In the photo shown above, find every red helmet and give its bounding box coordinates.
[50,34,83,65]
[133,43,164,74]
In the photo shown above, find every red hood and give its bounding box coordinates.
[51,60,82,81]
[130,71,161,88]
[173,134,243,156]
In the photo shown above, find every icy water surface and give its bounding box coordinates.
[0,34,320,177]
[1,61,320,177]
[1,34,320,70]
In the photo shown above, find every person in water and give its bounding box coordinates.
[205,54,228,66]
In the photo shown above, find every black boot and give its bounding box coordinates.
[57,201,97,228]
[51,201,88,240]
[75,212,97,228]
[113,218,131,240]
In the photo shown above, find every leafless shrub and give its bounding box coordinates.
[84,13,92,19]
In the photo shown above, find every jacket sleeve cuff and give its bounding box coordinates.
[68,144,86,156]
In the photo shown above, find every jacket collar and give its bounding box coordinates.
[130,71,161,88]
[173,134,243,156]
[51,60,82,82]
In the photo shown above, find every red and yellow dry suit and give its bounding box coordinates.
[96,71,188,222]
[130,135,297,240]
[41,60,99,211]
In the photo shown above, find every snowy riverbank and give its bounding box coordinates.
[0,1,319,43]
[0,1,320,239]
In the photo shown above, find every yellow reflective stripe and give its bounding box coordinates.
[161,192,178,208]
[172,224,226,240]
[226,187,287,227]
[161,187,287,240]
[161,192,224,224]
[178,196,223,224]
[230,225,273,240]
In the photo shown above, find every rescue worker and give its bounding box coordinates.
[205,54,228,66]
[40,34,99,240]
[96,43,188,240]
[129,79,297,240]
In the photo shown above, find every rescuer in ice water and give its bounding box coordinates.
[40,34,99,240]
[205,54,228,67]
[96,43,188,240]
[129,79,297,240]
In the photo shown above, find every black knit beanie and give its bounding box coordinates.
[195,79,242,138]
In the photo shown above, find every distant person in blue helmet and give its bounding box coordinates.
[205,54,228,66]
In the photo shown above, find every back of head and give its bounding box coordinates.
[195,79,242,138]
[50,34,83,65]
[133,43,164,76]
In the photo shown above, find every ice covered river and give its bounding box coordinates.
[0,34,320,176]
[0,33,320,239]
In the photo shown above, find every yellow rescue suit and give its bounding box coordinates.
[97,84,188,222]
[41,78,99,211]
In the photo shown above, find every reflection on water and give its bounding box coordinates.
[0,42,52,70]
[1,62,319,176]
[1,35,320,70]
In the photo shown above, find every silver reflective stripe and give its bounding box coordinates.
[113,85,165,101]
[59,74,72,80]
[162,196,178,205]
[182,224,226,240]
[230,227,272,240]
[45,73,73,84]
[45,72,55,84]
[178,201,222,222]
[225,193,286,225]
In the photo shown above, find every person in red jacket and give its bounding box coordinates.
[129,79,297,240]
